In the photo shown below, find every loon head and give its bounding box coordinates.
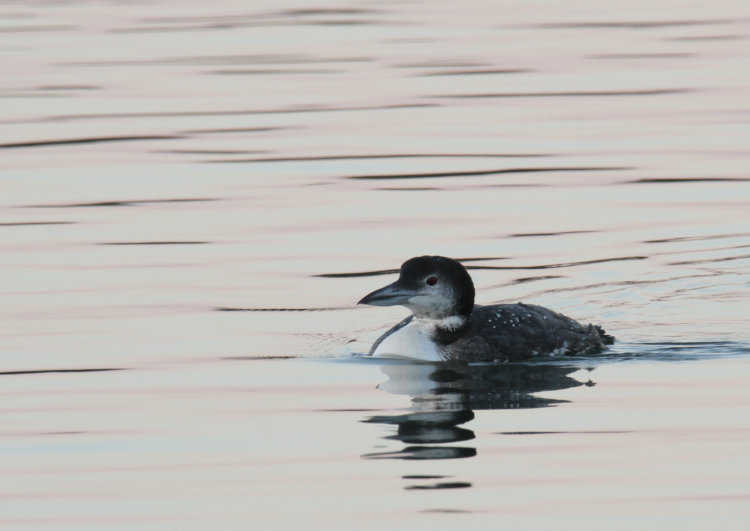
[358,256,475,320]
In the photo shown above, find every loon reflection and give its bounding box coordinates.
[361,361,592,462]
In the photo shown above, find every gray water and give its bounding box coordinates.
[2,1,750,529]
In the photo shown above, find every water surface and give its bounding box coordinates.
[1,0,749,529]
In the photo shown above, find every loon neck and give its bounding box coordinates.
[418,314,470,345]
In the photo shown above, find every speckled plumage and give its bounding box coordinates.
[370,303,613,362]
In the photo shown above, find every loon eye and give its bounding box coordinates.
[426,276,438,286]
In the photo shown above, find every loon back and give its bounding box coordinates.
[445,303,612,362]
[370,303,612,362]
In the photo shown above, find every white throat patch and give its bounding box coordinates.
[370,315,467,361]
[425,315,467,332]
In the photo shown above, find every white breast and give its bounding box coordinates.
[371,320,443,362]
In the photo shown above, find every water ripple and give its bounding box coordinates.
[627,177,750,183]
[0,368,124,377]
[0,221,74,227]
[346,166,628,180]
[419,68,532,76]
[26,198,216,208]
[438,89,690,99]
[509,230,596,238]
[28,103,437,124]
[98,241,210,246]
[668,253,750,266]
[215,307,343,312]
[0,135,183,149]
[527,19,736,29]
[211,152,552,163]
[644,232,750,244]
[316,256,646,278]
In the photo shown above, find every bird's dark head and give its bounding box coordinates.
[358,256,475,320]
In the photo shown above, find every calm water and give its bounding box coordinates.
[2,0,750,529]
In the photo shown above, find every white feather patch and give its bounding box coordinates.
[371,320,443,361]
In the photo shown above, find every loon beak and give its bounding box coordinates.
[358,280,415,307]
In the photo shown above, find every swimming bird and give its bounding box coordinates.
[358,256,614,362]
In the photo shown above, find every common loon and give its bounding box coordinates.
[358,256,614,362]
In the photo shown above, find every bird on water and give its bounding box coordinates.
[358,255,614,362]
